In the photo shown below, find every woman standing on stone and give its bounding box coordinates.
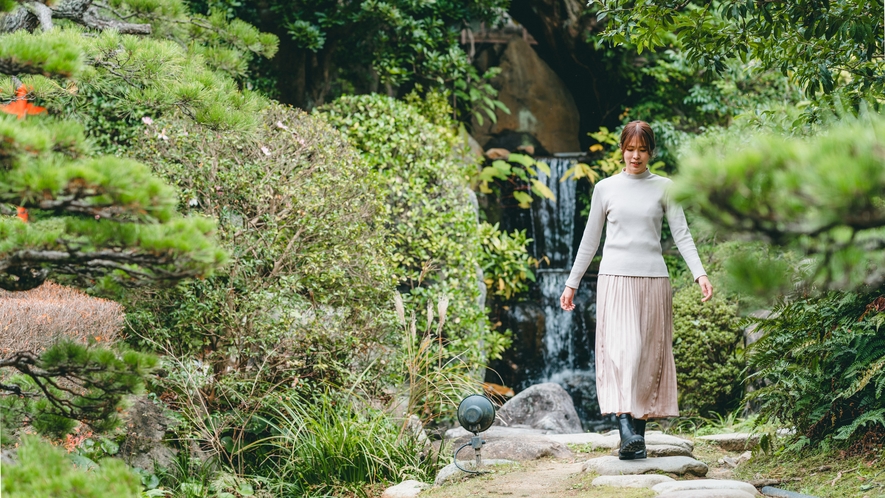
[559,121,713,460]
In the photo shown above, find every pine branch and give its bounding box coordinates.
[0,344,154,428]
[0,0,151,35]
[0,56,57,76]
[21,1,52,31]
[0,247,203,291]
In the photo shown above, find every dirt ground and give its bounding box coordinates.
[418,458,656,498]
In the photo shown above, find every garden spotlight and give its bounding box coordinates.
[453,394,495,474]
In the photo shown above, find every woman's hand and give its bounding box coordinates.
[560,286,576,311]
[697,275,713,302]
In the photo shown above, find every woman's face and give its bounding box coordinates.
[621,137,651,175]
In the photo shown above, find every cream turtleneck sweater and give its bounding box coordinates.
[565,169,706,289]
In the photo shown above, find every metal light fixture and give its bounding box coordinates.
[454,394,496,473]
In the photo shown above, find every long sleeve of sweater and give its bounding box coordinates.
[565,169,706,289]
[665,191,707,282]
[564,181,606,289]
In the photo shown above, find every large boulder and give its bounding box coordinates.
[471,37,581,154]
[118,396,177,473]
[494,382,582,434]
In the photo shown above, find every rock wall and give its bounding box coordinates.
[471,37,581,154]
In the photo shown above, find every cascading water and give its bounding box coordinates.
[529,158,601,427]
[486,157,606,429]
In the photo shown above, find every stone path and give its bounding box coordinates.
[383,429,816,498]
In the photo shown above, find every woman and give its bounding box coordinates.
[559,121,713,460]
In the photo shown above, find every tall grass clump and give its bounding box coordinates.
[395,292,481,426]
[245,391,432,497]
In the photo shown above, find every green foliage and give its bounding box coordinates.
[671,285,745,417]
[0,29,84,77]
[0,4,286,290]
[195,0,507,110]
[745,290,885,444]
[126,103,394,390]
[477,222,536,300]
[0,436,141,498]
[0,341,157,438]
[320,94,509,364]
[673,110,885,291]
[241,390,432,497]
[594,0,884,107]
[475,153,557,208]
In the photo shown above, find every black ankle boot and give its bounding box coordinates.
[617,414,645,460]
[628,418,647,459]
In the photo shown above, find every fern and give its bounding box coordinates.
[833,408,885,440]
[746,289,885,444]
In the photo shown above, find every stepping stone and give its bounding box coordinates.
[698,433,761,451]
[471,439,573,461]
[434,459,515,486]
[381,480,428,498]
[652,479,761,496]
[582,455,708,477]
[544,433,607,445]
[591,474,675,488]
[608,443,693,458]
[657,490,756,498]
[591,432,694,452]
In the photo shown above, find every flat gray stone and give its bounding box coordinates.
[434,459,515,486]
[656,490,756,498]
[591,474,675,488]
[609,443,693,458]
[697,433,761,451]
[582,455,708,477]
[444,426,574,461]
[380,480,429,498]
[471,439,572,461]
[544,432,607,445]
[590,433,694,452]
[653,479,761,496]
[445,425,548,440]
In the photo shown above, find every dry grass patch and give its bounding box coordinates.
[0,281,123,354]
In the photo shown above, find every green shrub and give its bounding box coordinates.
[126,102,395,389]
[320,93,510,365]
[0,436,141,498]
[746,289,885,444]
[672,286,745,417]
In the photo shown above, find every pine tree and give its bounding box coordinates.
[0,0,277,432]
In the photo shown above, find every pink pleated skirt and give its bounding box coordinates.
[595,274,678,419]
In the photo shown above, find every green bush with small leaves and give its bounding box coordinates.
[672,284,745,417]
[746,289,885,445]
[0,436,141,498]
[320,93,510,365]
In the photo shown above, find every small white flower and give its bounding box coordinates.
[141,116,153,126]
[275,121,289,130]
[188,198,199,207]
[261,146,271,156]
[157,129,168,141]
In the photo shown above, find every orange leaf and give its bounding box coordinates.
[1,86,46,119]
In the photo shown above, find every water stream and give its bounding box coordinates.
[487,157,607,429]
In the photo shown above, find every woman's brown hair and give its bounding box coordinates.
[619,120,656,155]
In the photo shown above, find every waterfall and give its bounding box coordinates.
[486,157,606,428]
[530,158,602,427]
